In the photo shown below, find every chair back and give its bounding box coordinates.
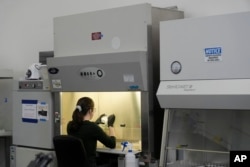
[53,135,89,167]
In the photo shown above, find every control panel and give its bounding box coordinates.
[19,80,44,90]
[79,67,105,80]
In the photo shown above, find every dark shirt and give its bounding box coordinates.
[67,120,116,163]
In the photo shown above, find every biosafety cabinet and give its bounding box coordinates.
[157,12,250,166]
[48,3,183,164]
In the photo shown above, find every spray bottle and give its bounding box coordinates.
[121,141,138,167]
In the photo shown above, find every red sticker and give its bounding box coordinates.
[91,32,102,40]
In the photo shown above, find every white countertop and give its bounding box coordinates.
[0,130,12,137]
[97,148,141,155]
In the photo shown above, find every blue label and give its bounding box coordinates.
[22,99,38,104]
[22,118,38,123]
[129,85,139,90]
[204,47,222,56]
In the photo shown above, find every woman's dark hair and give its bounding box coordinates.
[67,97,94,134]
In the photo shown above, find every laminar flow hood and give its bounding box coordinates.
[157,11,250,110]
[46,4,184,160]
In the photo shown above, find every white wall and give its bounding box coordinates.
[0,0,249,79]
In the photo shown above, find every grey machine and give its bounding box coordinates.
[157,12,250,166]
[47,3,183,165]
[11,78,56,167]
[0,69,13,167]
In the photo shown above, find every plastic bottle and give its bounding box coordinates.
[121,141,138,167]
[125,149,137,167]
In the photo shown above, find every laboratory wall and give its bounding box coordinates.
[0,0,250,79]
